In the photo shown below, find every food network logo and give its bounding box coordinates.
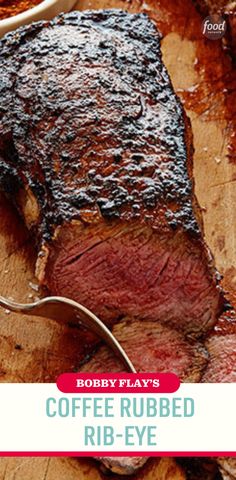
[202,14,227,40]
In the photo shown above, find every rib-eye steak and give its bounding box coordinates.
[0,8,230,477]
[0,9,224,337]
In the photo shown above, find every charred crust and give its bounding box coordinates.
[0,161,22,194]
[0,9,201,240]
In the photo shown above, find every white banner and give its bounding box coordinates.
[0,383,235,453]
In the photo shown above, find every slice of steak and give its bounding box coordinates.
[79,319,208,382]
[98,457,186,477]
[202,310,236,382]
[80,319,207,475]
[97,456,147,476]
[202,334,236,382]
[0,9,224,336]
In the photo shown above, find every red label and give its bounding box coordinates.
[57,372,180,394]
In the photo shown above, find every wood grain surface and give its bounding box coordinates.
[0,0,235,478]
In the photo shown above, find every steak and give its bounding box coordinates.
[202,333,236,382]
[97,456,147,476]
[202,309,236,382]
[83,312,236,474]
[79,319,208,381]
[0,9,224,337]
[80,318,208,475]
[81,315,234,475]
[0,8,229,477]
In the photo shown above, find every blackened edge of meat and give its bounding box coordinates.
[0,9,202,241]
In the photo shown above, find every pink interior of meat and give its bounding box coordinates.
[80,320,207,382]
[202,334,236,382]
[46,222,220,335]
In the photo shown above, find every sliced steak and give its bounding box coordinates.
[0,8,230,477]
[97,456,147,476]
[202,334,236,382]
[81,312,236,474]
[81,319,207,475]
[0,9,224,337]
[202,310,236,382]
[79,319,208,381]
[97,457,186,478]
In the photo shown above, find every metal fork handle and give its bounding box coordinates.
[0,295,136,373]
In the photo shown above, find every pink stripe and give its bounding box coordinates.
[0,452,235,457]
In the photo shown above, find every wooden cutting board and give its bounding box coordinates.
[0,0,235,478]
